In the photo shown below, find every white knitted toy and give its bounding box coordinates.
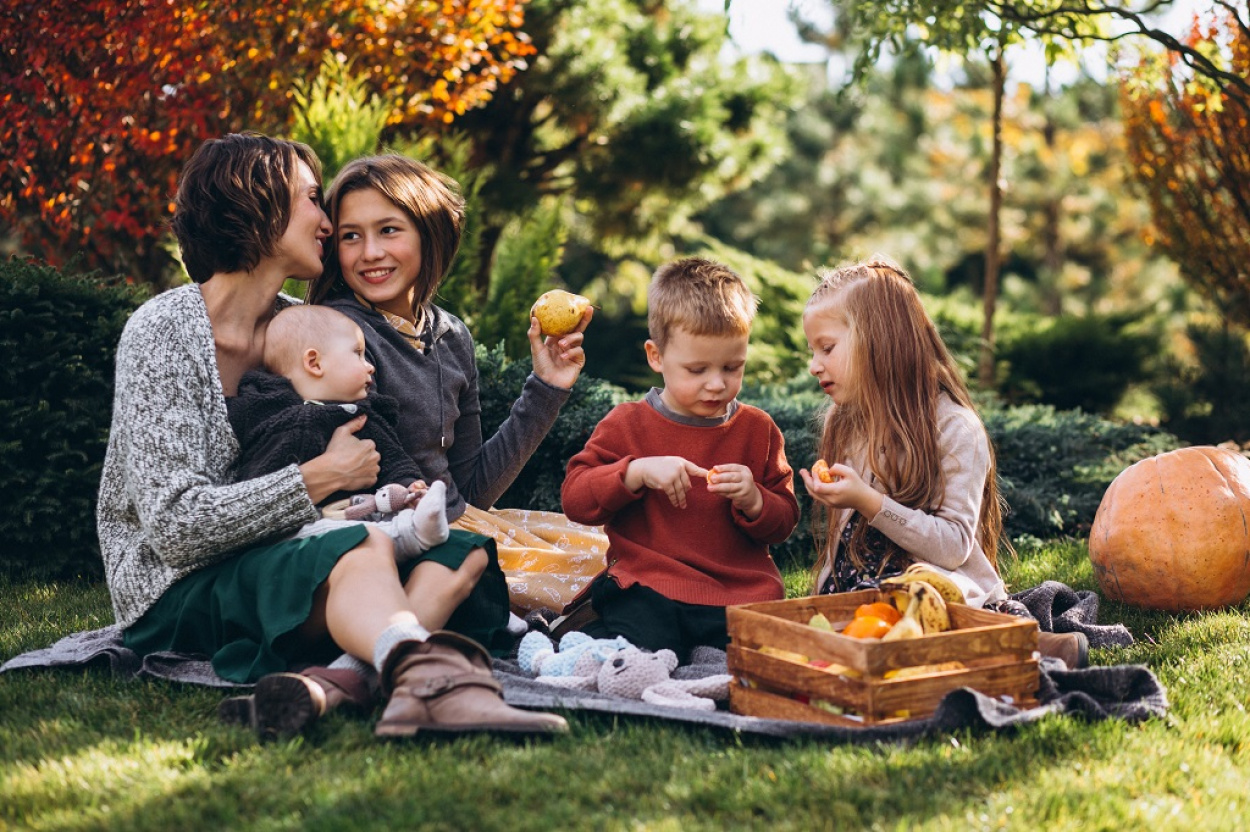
[595,648,731,711]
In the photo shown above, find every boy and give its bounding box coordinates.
[561,258,800,661]
[227,304,448,559]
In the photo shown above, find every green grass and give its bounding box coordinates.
[3,542,1248,831]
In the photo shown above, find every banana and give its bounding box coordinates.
[883,660,965,680]
[907,580,951,634]
[881,614,923,641]
[901,563,967,605]
[881,595,924,641]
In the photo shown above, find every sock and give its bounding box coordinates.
[372,620,432,674]
[389,480,449,560]
[327,653,372,676]
[507,612,528,636]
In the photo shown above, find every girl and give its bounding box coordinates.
[307,155,609,616]
[798,256,1088,667]
[101,134,566,739]
[798,255,1008,608]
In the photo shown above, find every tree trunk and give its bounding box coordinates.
[1041,62,1063,317]
[978,36,1007,391]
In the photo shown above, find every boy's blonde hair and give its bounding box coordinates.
[264,305,357,378]
[647,257,758,350]
[806,255,1007,575]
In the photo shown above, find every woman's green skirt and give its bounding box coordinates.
[123,528,506,683]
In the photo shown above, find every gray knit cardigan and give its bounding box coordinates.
[97,285,320,629]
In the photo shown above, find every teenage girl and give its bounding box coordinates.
[307,155,608,616]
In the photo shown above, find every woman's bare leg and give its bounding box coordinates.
[301,526,423,661]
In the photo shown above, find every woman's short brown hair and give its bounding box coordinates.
[307,154,465,315]
[171,133,322,284]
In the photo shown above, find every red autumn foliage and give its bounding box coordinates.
[0,0,533,285]
[1121,7,1250,325]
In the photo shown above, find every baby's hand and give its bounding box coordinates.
[407,480,429,501]
[799,462,880,516]
[707,464,764,520]
[626,456,709,509]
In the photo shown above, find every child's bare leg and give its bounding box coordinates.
[399,545,488,631]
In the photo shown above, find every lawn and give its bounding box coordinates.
[2,540,1248,832]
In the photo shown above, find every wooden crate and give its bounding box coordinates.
[727,590,1039,727]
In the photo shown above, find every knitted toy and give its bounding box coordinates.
[517,630,634,680]
[340,483,417,521]
[595,648,731,711]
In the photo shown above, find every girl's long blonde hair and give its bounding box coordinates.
[807,256,1006,578]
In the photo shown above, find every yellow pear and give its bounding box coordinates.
[531,290,590,337]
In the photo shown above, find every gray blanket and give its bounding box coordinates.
[1,581,1166,741]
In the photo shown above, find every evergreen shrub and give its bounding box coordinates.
[0,259,146,578]
[984,401,1180,541]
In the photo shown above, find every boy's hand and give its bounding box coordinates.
[706,463,764,520]
[625,456,709,509]
[799,462,883,519]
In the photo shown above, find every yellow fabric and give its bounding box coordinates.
[453,505,608,613]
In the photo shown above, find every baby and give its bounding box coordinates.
[227,304,448,559]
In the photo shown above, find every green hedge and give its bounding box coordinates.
[0,259,147,578]
[0,259,1183,580]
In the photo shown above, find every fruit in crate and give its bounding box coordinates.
[807,612,835,631]
[883,564,967,606]
[854,602,902,626]
[841,615,892,639]
[530,290,591,337]
[875,578,952,639]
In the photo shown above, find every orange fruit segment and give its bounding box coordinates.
[812,459,835,483]
[841,615,892,639]
[854,602,902,626]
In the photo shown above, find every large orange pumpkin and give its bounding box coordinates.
[1089,445,1250,611]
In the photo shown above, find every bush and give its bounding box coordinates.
[984,401,1180,540]
[0,259,146,578]
[1153,321,1250,445]
[996,311,1158,415]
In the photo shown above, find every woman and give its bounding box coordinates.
[307,155,609,616]
[98,133,566,739]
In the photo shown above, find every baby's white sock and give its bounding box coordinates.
[388,480,449,560]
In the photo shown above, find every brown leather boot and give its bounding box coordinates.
[375,630,568,738]
[218,666,376,739]
[1038,631,1089,669]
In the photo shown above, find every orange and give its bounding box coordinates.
[854,602,902,626]
[812,459,835,483]
[841,615,892,639]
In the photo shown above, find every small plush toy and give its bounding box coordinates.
[340,483,418,521]
[517,630,634,679]
[595,648,732,711]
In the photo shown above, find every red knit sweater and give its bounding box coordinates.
[562,398,799,606]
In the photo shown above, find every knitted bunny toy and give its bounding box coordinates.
[595,648,732,711]
[517,631,634,683]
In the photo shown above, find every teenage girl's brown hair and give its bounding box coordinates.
[171,133,322,284]
[806,255,1007,576]
[648,257,758,351]
[307,154,465,316]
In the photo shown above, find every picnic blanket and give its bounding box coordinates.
[1,581,1166,740]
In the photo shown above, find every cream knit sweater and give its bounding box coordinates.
[97,285,320,629]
